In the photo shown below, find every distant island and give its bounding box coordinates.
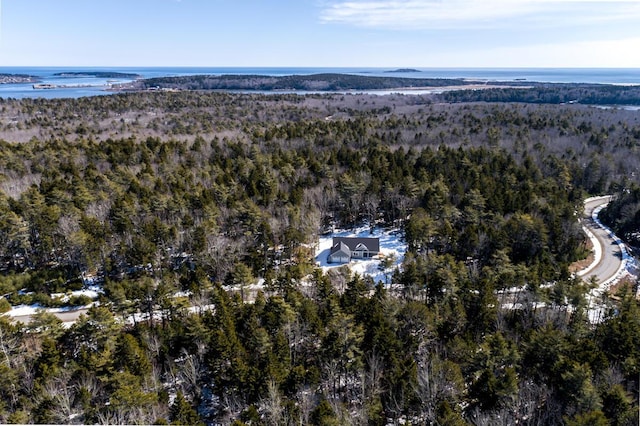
[53,71,141,79]
[0,73,39,84]
[385,68,422,73]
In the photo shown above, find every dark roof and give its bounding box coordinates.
[331,237,380,253]
[329,241,351,257]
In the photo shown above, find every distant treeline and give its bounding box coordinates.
[437,84,640,105]
[125,73,475,91]
[0,73,37,79]
[119,73,640,106]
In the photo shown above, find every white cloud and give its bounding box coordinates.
[320,0,640,29]
[429,36,640,67]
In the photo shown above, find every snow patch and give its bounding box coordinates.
[4,303,95,317]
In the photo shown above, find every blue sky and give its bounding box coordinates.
[0,0,639,67]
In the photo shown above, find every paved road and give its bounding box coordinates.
[581,196,624,286]
[9,308,90,325]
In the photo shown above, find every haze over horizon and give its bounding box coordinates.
[0,0,639,68]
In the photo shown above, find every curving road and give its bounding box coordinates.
[580,196,624,287]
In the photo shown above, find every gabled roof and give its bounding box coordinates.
[329,241,350,256]
[332,237,380,253]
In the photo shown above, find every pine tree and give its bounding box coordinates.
[170,391,203,425]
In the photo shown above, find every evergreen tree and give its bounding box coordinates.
[170,391,203,425]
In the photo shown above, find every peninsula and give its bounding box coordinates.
[114,73,478,92]
[111,72,640,106]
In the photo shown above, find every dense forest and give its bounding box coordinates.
[0,91,640,424]
[599,185,640,250]
[438,84,640,106]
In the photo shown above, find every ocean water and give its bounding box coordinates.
[0,67,639,99]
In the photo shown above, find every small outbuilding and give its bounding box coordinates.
[327,237,380,263]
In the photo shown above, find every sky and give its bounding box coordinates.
[0,0,639,67]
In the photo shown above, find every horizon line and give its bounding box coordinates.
[1,65,640,70]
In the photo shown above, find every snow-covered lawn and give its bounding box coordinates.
[4,302,99,318]
[315,226,406,284]
[51,286,104,302]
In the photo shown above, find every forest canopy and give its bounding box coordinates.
[0,91,639,424]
